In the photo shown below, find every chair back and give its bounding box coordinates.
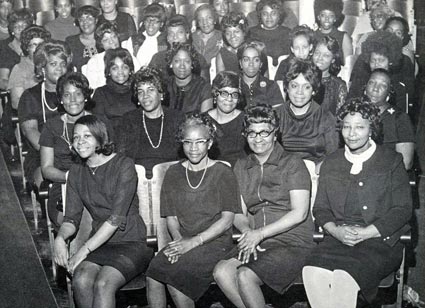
[338,54,355,86]
[342,0,362,17]
[282,0,299,22]
[75,0,100,8]
[13,0,25,11]
[119,0,153,10]
[267,54,288,81]
[338,15,359,37]
[210,56,217,84]
[178,3,204,22]
[27,0,54,13]
[36,10,56,26]
[230,2,257,17]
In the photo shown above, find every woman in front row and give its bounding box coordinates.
[214,104,314,308]
[303,98,412,308]
[146,113,241,308]
[54,115,153,308]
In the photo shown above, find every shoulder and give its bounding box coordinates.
[117,11,133,20]
[65,34,79,43]
[164,107,183,121]
[321,148,346,171]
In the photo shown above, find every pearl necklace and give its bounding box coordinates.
[185,157,209,190]
[142,110,164,149]
[41,81,57,123]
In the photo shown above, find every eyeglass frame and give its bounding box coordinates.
[181,138,210,147]
[244,129,276,139]
[217,90,240,100]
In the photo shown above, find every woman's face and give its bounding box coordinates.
[109,57,131,85]
[341,112,372,154]
[137,82,162,113]
[370,11,388,30]
[167,25,189,45]
[144,16,162,36]
[312,43,334,73]
[260,5,280,30]
[73,124,99,159]
[55,0,72,19]
[246,122,276,158]
[287,73,314,109]
[240,47,262,78]
[197,9,215,35]
[78,13,97,34]
[369,52,390,71]
[317,10,336,31]
[44,53,68,85]
[365,71,391,106]
[291,34,312,59]
[12,20,30,40]
[62,83,86,117]
[100,31,120,50]
[386,20,405,41]
[224,26,245,49]
[216,86,239,114]
[213,0,229,18]
[172,49,192,80]
[27,37,44,60]
[100,0,117,14]
[182,125,212,165]
[0,1,12,22]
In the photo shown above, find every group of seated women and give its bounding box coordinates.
[0,0,417,307]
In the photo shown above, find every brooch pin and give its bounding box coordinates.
[387,108,395,114]
[260,81,266,88]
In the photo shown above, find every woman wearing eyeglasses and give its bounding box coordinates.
[146,112,241,308]
[214,104,314,308]
[206,71,247,166]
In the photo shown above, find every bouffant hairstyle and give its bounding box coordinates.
[176,112,218,143]
[384,16,410,47]
[56,72,93,105]
[33,40,73,80]
[75,5,100,27]
[290,25,315,47]
[166,42,201,76]
[131,66,165,103]
[212,71,239,94]
[194,4,218,27]
[95,21,119,51]
[7,8,33,35]
[314,0,344,27]
[74,115,115,155]
[104,47,135,78]
[143,3,167,25]
[284,58,322,93]
[337,97,381,141]
[220,11,248,33]
[167,14,191,34]
[20,25,51,56]
[256,0,286,25]
[243,103,280,134]
[314,35,342,76]
[361,30,402,68]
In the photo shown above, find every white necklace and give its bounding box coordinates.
[185,157,209,190]
[142,110,164,149]
[41,81,57,123]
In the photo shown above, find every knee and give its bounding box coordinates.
[93,276,120,294]
[236,267,259,288]
[73,268,94,292]
[213,260,234,284]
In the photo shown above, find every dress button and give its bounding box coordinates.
[359,181,364,186]
[362,206,368,210]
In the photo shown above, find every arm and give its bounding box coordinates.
[216,52,225,74]
[40,146,67,183]
[21,119,41,150]
[10,86,25,110]
[342,32,353,60]
[395,142,415,170]
[0,68,10,90]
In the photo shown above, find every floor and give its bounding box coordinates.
[1,138,424,308]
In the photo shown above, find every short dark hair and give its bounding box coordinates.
[364,68,395,106]
[33,40,73,80]
[314,0,344,27]
[104,47,135,78]
[284,58,322,93]
[212,71,239,94]
[220,11,248,33]
[20,25,51,56]
[176,112,218,142]
[132,66,165,103]
[194,4,218,27]
[256,0,285,25]
[95,21,119,52]
[166,43,201,76]
[75,5,100,26]
[74,115,115,155]
[142,3,167,29]
[167,14,190,34]
[384,16,410,47]
[337,97,381,142]
[289,25,315,47]
[243,103,280,134]
[314,35,342,76]
[361,30,402,68]
[56,72,93,104]
[8,8,34,35]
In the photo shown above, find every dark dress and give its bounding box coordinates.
[117,107,183,177]
[380,106,415,149]
[207,112,247,166]
[247,25,291,66]
[218,47,239,74]
[305,147,412,301]
[92,79,136,132]
[146,162,242,300]
[232,143,315,293]
[276,101,339,164]
[65,35,98,72]
[240,75,284,108]
[167,75,212,113]
[319,75,347,115]
[65,154,154,281]
[18,83,59,181]
[0,37,21,72]
[314,28,346,64]
[97,11,137,42]
[274,55,294,82]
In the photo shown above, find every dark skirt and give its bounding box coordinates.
[304,236,403,301]
[237,239,313,294]
[85,241,154,282]
[23,148,40,184]
[146,238,235,300]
